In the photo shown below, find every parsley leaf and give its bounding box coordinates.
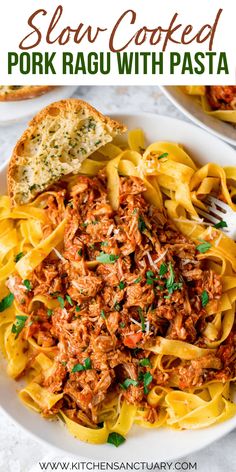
[72,357,91,373]
[138,307,146,332]
[134,276,142,284]
[84,358,91,369]
[57,296,65,309]
[114,302,121,312]
[11,315,28,339]
[75,306,81,312]
[146,270,158,285]
[14,252,24,263]
[119,281,125,290]
[96,252,119,264]
[201,290,209,308]
[66,294,73,306]
[138,216,147,233]
[166,263,175,289]
[143,372,153,394]
[120,322,126,328]
[158,152,168,160]
[165,263,183,295]
[139,358,151,367]
[47,309,53,318]
[214,220,228,229]
[159,263,168,277]
[77,249,82,256]
[100,309,106,319]
[100,241,108,247]
[196,240,211,253]
[107,432,126,447]
[23,279,32,291]
[120,378,139,390]
[0,292,14,312]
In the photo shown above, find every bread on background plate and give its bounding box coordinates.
[8,98,126,206]
[0,86,54,101]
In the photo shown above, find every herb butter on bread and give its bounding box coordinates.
[8,99,126,206]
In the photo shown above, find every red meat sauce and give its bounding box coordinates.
[8,174,235,426]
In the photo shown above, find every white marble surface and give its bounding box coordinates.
[0,86,235,472]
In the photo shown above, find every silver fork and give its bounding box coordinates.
[197,195,236,239]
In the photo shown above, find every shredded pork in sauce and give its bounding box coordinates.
[207,86,236,111]
[9,175,236,425]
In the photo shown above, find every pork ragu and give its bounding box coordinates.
[8,175,235,426]
[206,86,236,111]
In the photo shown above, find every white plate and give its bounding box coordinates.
[0,86,78,125]
[161,86,236,147]
[0,113,236,461]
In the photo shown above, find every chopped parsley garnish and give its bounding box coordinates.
[146,270,158,285]
[96,252,119,264]
[120,378,139,390]
[139,358,151,367]
[100,309,106,319]
[138,216,147,233]
[143,372,153,394]
[11,315,28,339]
[107,432,126,447]
[166,263,174,289]
[120,322,126,328]
[214,220,228,229]
[66,294,73,306]
[114,302,121,312]
[77,249,82,256]
[61,361,67,366]
[14,252,24,263]
[134,276,142,284]
[23,279,32,291]
[158,152,168,160]
[159,263,168,277]
[201,290,209,308]
[0,292,14,312]
[196,240,212,253]
[100,241,108,247]
[72,357,91,373]
[119,281,125,290]
[57,296,65,309]
[50,291,60,297]
[47,309,53,318]
[75,306,81,312]
[132,208,138,214]
[138,307,146,332]
[165,263,183,295]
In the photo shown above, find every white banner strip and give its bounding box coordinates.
[0,0,235,85]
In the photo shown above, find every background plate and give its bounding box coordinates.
[161,86,236,147]
[0,86,78,125]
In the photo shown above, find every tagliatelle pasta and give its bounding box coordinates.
[183,86,236,124]
[0,129,236,446]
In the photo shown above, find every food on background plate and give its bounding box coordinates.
[0,99,236,447]
[0,86,55,102]
[183,86,236,124]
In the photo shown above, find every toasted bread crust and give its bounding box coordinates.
[8,98,126,206]
[0,86,54,101]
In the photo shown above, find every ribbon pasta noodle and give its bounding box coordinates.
[183,86,236,124]
[0,129,235,446]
